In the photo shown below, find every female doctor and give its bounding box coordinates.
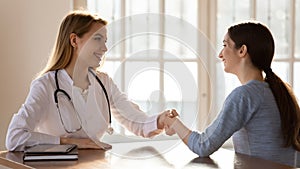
[5,11,175,151]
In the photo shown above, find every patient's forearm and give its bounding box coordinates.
[172,119,192,144]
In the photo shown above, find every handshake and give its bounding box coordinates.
[157,109,191,142]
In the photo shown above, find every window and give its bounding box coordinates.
[216,0,300,110]
[83,0,300,142]
[295,0,300,99]
[87,0,203,141]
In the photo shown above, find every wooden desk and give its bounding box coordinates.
[0,140,297,169]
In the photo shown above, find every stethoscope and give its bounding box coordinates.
[54,68,113,135]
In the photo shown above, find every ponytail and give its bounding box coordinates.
[265,69,300,150]
[228,22,300,150]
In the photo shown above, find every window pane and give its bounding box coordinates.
[126,0,159,15]
[272,62,289,83]
[234,0,251,20]
[217,0,250,54]
[125,62,159,114]
[181,0,198,28]
[123,13,161,58]
[165,0,198,27]
[164,62,198,101]
[294,62,300,100]
[164,62,198,126]
[257,0,290,59]
[100,61,122,84]
[106,31,122,59]
[296,0,300,58]
[164,0,181,19]
[217,0,250,24]
[125,35,160,58]
[87,0,122,21]
[164,37,198,59]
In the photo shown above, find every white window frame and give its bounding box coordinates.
[72,0,299,143]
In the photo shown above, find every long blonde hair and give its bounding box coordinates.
[39,11,107,76]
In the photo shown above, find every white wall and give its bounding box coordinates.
[0,0,72,150]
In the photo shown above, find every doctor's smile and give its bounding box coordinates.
[94,52,103,61]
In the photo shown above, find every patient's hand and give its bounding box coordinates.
[157,109,179,129]
[157,109,179,135]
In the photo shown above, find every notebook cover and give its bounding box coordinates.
[23,144,78,161]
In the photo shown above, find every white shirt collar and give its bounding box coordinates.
[60,69,73,85]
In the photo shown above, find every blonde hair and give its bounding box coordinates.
[38,11,107,76]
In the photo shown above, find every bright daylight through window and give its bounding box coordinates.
[87,0,300,141]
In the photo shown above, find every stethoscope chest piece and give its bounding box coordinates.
[107,125,114,135]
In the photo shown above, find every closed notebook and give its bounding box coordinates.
[23,144,78,161]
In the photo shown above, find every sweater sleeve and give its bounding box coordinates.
[187,85,261,157]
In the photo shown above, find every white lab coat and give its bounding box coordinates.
[6,69,159,151]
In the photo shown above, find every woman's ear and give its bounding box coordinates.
[239,44,247,58]
[70,33,77,48]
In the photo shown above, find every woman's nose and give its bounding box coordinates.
[218,51,223,58]
[102,44,108,53]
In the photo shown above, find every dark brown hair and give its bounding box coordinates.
[228,22,300,150]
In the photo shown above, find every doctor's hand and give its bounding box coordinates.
[157,109,179,132]
[60,137,109,150]
[164,115,178,136]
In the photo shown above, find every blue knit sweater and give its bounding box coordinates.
[187,80,299,167]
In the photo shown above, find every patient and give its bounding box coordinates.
[163,22,300,167]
